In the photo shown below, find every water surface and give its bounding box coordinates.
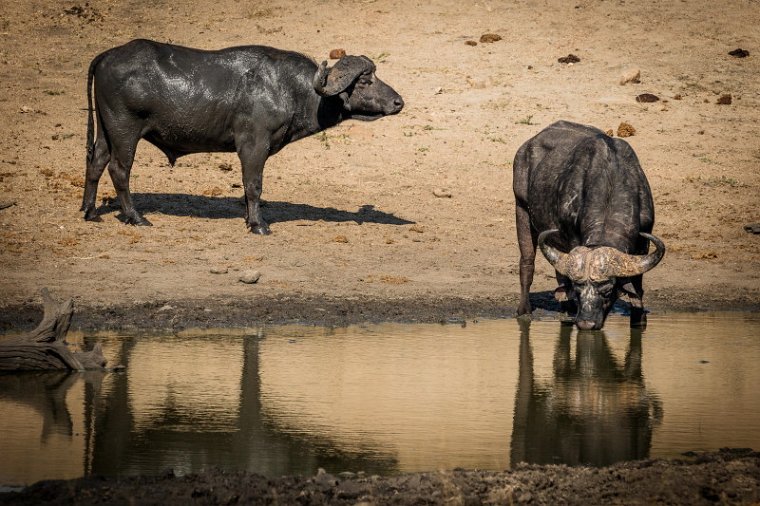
[1,312,759,485]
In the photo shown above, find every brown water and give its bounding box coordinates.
[1,312,760,485]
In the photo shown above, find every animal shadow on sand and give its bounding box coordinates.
[96,193,414,226]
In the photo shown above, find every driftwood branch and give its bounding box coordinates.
[0,288,106,372]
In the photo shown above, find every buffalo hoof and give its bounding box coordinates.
[125,216,152,226]
[250,225,271,235]
[84,213,103,222]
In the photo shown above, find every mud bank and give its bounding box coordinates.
[2,288,760,333]
[1,449,759,505]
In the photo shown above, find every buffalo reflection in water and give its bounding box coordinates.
[510,320,663,467]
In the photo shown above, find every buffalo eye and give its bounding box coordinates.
[357,76,373,87]
[596,281,614,296]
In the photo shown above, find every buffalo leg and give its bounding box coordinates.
[628,275,647,328]
[107,136,151,226]
[237,139,270,235]
[516,203,536,315]
[81,135,110,221]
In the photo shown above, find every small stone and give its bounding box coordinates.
[619,68,641,85]
[239,270,261,284]
[617,122,636,137]
[210,266,228,274]
[636,93,660,103]
[333,235,349,243]
[673,94,683,100]
[157,304,174,312]
[219,162,233,171]
[433,188,452,198]
[479,33,502,43]
[329,48,346,59]
[717,93,732,105]
[557,54,580,64]
[605,129,614,137]
[728,48,750,58]
[465,40,477,46]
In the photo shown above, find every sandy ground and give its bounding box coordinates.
[0,0,759,327]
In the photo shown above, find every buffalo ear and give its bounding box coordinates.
[313,55,375,97]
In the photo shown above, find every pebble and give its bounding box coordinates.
[239,270,261,284]
[717,94,732,105]
[619,68,641,85]
[210,266,228,274]
[558,54,580,64]
[479,33,502,43]
[433,188,452,198]
[329,48,346,59]
[636,93,659,103]
[617,122,636,138]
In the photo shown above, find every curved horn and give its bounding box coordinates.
[606,232,666,277]
[313,55,375,97]
[537,229,571,275]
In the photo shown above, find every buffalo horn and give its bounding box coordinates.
[313,56,375,97]
[606,232,666,277]
[537,229,572,275]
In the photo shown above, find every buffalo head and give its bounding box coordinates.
[313,55,404,120]
[538,230,665,330]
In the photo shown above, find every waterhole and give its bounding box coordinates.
[1,312,759,485]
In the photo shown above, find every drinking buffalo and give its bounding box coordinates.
[513,121,665,329]
[81,39,404,234]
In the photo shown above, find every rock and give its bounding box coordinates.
[210,266,228,274]
[605,129,614,137]
[218,162,233,171]
[717,94,732,105]
[0,200,16,210]
[157,304,174,312]
[744,223,760,234]
[239,270,261,284]
[465,40,477,46]
[433,188,452,198]
[479,33,501,43]
[619,68,641,85]
[636,93,659,103]
[333,235,349,243]
[728,48,750,58]
[617,122,636,137]
[557,54,580,64]
[329,48,346,59]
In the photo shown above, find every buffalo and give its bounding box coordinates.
[513,121,665,330]
[81,39,404,234]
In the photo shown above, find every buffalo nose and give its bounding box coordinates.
[393,96,404,111]
[576,320,596,331]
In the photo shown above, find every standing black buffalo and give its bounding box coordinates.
[81,39,404,234]
[513,121,665,330]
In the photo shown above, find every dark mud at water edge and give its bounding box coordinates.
[1,449,759,505]
[2,287,759,332]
